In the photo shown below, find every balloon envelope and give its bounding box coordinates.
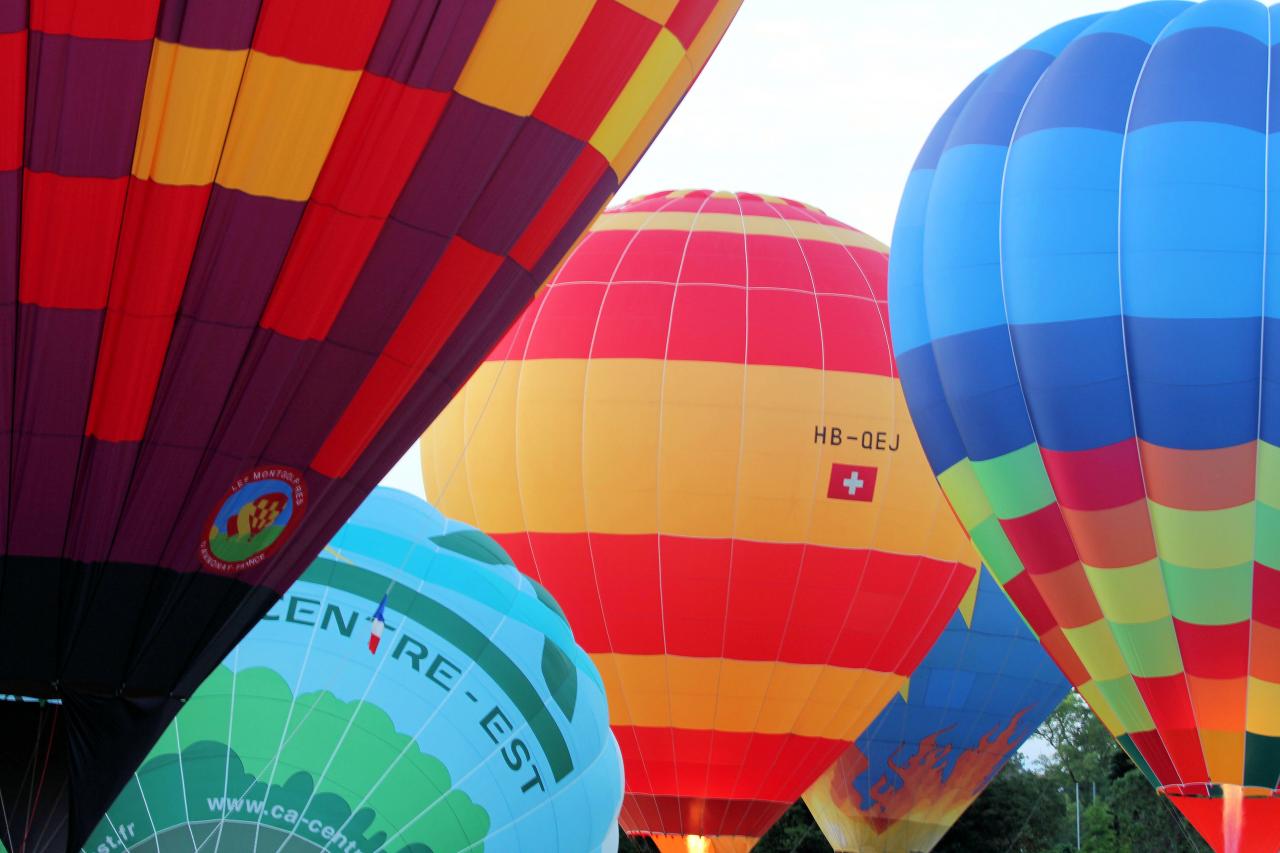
[0,2,738,849]
[803,569,1069,852]
[421,188,980,849]
[86,487,623,853]
[890,2,1280,849]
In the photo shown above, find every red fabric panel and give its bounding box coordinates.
[680,228,748,286]
[0,31,24,172]
[1040,439,1146,511]
[311,237,502,477]
[803,239,881,298]
[510,146,609,270]
[616,725,847,802]
[1040,626,1091,685]
[1002,570,1058,636]
[1254,563,1280,627]
[32,0,160,40]
[20,171,127,310]
[514,531,967,672]
[666,0,719,48]
[591,280,678,360]
[613,227,688,284]
[666,284,746,363]
[533,0,659,140]
[519,282,605,360]
[260,205,382,341]
[313,75,448,218]
[252,0,391,69]
[1175,619,1250,679]
[999,503,1078,575]
[86,180,209,441]
[817,294,894,376]
[621,794,791,841]
[746,289,822,371]
[1171,793,1280,853]
[1134,674,1199,731]
[747,233,812,290]
[1127,728,1180,787]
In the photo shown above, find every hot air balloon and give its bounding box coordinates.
[85,487,624,853]
[803,569,1069,852]
[890,2,1280,850]
[0,2,739,849]
[420,189,981,852]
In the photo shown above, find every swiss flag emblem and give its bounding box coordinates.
[828,464,877,502]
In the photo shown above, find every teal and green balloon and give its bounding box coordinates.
[85,488,623,852]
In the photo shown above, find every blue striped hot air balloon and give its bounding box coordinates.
[889,2,1280,850]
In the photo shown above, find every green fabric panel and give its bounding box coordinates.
[971,443,1056,520]
[1148,501,1254,570]
[1107,617,1182,679]
[1161,560,1253,626]
[970,516,1025,583]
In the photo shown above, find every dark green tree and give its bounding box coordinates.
[755,801,830,852]
[936,755,1068,853]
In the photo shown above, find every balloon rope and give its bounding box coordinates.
[21,705,57,853]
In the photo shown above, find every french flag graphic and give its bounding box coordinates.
[369,594,388,654]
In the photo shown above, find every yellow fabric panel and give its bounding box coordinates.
[1084,560,1170,624]
[590,211,885,251]
[1061,620,1131,682]
[1077,681,1125,736]
[1246,677,1280,736]
[600,33,693,175]
[593,652,903,740]
[423,359,976,568]
[453,0,593,116]
[615,0,680,21]
[133,42,247,185]
[1198,728,1245,785]
[935,459,990,532]
[612,64,692,176]
[216,52,359,202]
[651,835,756,853]
[1147,500,1255,570]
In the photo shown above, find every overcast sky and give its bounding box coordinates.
[381,0,1122,498]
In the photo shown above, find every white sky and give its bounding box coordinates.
[379,0,1118,758]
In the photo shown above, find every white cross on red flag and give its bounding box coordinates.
[827,463,878,502]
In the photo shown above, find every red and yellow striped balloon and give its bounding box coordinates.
[421,189,980,851]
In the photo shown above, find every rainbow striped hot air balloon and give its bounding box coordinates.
[890,2,1280,850]
[88,488,624,853]
[0,2,741,849]
[421,189,980,851]
[803,569,1069,852]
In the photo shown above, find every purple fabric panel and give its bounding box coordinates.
[24,32,152,177]
[530,164,619,282]
[63,440,140,564]
[0,1,24,33]
[156,0,260,49]
[260,342,376,463]
[325,222,449,352]
[459,118,583,255]
[8,307,102,557]
[0,170,20,553]
[366,0,494,90]
[390,95,522,237]
[211,332,322,466]
[108,189,303,567]
[175,188,302,326]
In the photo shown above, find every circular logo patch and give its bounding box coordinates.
[200,466,307,574]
